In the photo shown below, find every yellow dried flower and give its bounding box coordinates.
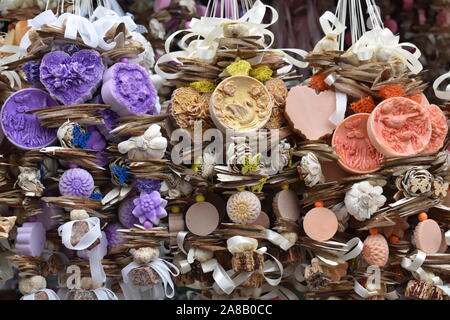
[226,59,252,76]
[250,65,273,82]
[189,81,216,93]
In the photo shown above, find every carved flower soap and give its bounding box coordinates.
[101,61,157,117]
[40,50,104,105]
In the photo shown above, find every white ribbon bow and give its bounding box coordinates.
[92,287,119,300]
[319,11,347,40]
[58,217,106,283]
[155,0,308,80]
[21,289,60,300]
[353,279,399,300]
[348,27,423,74]
[433,72,450,100]
[121,258,180,300]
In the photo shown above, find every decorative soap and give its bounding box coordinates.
[102,61,157,117]
[59,168,95,197]
[15,222,46,257]
[422,104,448,154]
[332,113,383,174]
[273,189,300,221]
[227,191,261,224]
[40,50,104,105]
[210,76,272,133]
[362,234,389,267]
[367,97,432,157]
[285,86,337,140]
[303,207,338,242]
[186,202,219,236]
[1,89,58,150]
[414,219,442,254]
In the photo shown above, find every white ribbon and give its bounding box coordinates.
[92,287,118,300]
[322,237,363,261]
[58,217,106,283]
[0,45,22,88]
[91,6,137,50]
[319,11,347,39]
[261,229,294,251]
[401,250,450,296]
[155,0,308,80]
[329,91,348,126]
[445,230,450,246]
[433,72,450,100]
[121,258,180,300]
[347,27,423,74]
[21,289,60,300]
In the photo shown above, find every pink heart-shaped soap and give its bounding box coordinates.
[285,86,337,140]
[40,50,104,105]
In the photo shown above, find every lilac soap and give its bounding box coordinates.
[104,222,126,249]
[37,201,62,231]
[101,61,157,116]
[59,168,95,197]
[118,195,139,228]
[1,88,58,150]
[15,222,46,257]
[40,50,104,105]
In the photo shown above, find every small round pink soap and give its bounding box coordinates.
[250,211,270,229]
[332,113,383,174]
[367,97,432,157]
[414,219,442,254]
[185,202,219,236]
[273,189,300,221]
[303,207,338,242]
[422,104,448,153]
[285,86,337,140]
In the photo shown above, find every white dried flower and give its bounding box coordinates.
[179,0,196,14]
[149,18,166,40]
[344,181,386,221]
[201,150,216,179]
[129,32,155,69]
[118,124,167,160]
[17,166,44,197]
[300,153,325,187]
[331,202,349,232]
[160,177,193,200]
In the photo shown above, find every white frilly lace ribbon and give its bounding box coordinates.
[21,289,60,300]
[58,217,106,283]
[433,71,450,100]
[155,0,308,80]
[401,250,450,296]
[121,259,180,300]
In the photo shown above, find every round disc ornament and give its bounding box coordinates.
[185,202,219,236]
[303,207,338,242]
[332,113,383,174]
[367,97,432,157]
[210,76,273,133]
[1,89,58,150]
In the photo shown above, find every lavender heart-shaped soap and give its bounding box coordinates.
[101,62,157,116]
[1,88,58,150]
[40,50,104,105]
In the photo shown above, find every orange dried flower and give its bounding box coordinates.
[379,85,405,99]
[408,94,422,104]
[308,74,331,92]
[350,96,376,113]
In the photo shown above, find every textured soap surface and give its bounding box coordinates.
[1,89,58,149]
[40,50,104,105]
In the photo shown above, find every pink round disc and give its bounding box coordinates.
[414,219,442,254]
[250,211,270,229]
[273,189,300,221]
[438,231,448,253]
[422,104,448,153]
[367,97,432,157]
[285,86,337,140]
[185,202,219,236]
[303,207,338,242]
[332,113,383,174]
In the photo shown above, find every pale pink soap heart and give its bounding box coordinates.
[285,86,337,140]
[15,222,46,257]
[332,113,383,174]
[303,207,338,242]
[422,104,448,153]
[367,97,432,157]
[40,50,104,105]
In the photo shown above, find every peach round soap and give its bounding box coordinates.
[367,97,432,157]
[362,234,389,267]
[303,207,338,242]
[414,219,442,254]
[422,104,448,154]
[332,113,383,174]
[285,86,337,140]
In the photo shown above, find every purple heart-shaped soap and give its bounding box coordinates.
[101,62,157,116]
[1,88,58,150]
[40,50,104,105]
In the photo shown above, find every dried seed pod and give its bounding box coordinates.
[405,280,446,300]
[396,167,434,198]
[129,266,161,286]
[231,251,264,272]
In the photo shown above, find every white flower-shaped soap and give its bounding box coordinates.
[344,181,386,221]
[301,152,325,187]
[118,124,167,160]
